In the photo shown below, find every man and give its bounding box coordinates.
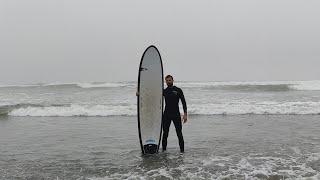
[162,75,187,153]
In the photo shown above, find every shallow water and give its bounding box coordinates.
[1,115,320,179]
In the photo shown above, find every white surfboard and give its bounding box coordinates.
[137,45,163,154]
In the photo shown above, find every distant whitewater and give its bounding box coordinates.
[1,80,320,117]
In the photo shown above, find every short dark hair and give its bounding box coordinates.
[165,75,173,80]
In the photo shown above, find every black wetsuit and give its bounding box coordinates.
[162,85,187,152]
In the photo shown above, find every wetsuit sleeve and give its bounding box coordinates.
[178,88,187,113]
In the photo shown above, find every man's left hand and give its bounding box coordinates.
[182,113,187,124]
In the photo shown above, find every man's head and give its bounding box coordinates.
[165,75,174,87]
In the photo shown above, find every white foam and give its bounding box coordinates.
[76,82,134,88]
[176,80,320,91]
[306,152,320,162]
[2,80,320,90]
[41,82,76,86]
[176,80,293,88]
[299,174,320,180]
[89,167,173,180]
[8,104,136,117]
[33,82,134,88]
[202,156,232,166]
[0,84,39,88]
[0,102,14,106]
[6,100,320,116]
[201,154,320,179]
[90,153,320,180]
[188,101,320,115]
[0,82,136,88]
[289,80,320,91]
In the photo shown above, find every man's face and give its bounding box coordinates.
[165,77,174,87]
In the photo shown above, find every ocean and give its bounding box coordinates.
[1,80,320,179]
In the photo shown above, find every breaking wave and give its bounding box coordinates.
[1,80,320,91]
[1,101,320,117]
[176,80,320,91]
[0,82,135,89]
[5,104,136,117]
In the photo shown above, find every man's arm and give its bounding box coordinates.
[179,88,187,113]
[179,88,188,123]
[136,86,139,96]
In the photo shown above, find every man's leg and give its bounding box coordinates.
[172,116,184,153]
[162,115,171,151]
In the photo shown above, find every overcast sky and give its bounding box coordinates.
[1,0,320,84]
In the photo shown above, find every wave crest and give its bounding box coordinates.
[177,81,320,91]
[8,104,136,117]
[1,81,320,91]
[2,101,320,117]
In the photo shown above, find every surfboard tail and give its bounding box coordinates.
[143,144,158,154]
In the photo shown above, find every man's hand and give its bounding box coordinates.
[136,91,139,96]
[182,112,187,124]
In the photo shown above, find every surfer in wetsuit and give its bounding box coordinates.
[162,75,187,153]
